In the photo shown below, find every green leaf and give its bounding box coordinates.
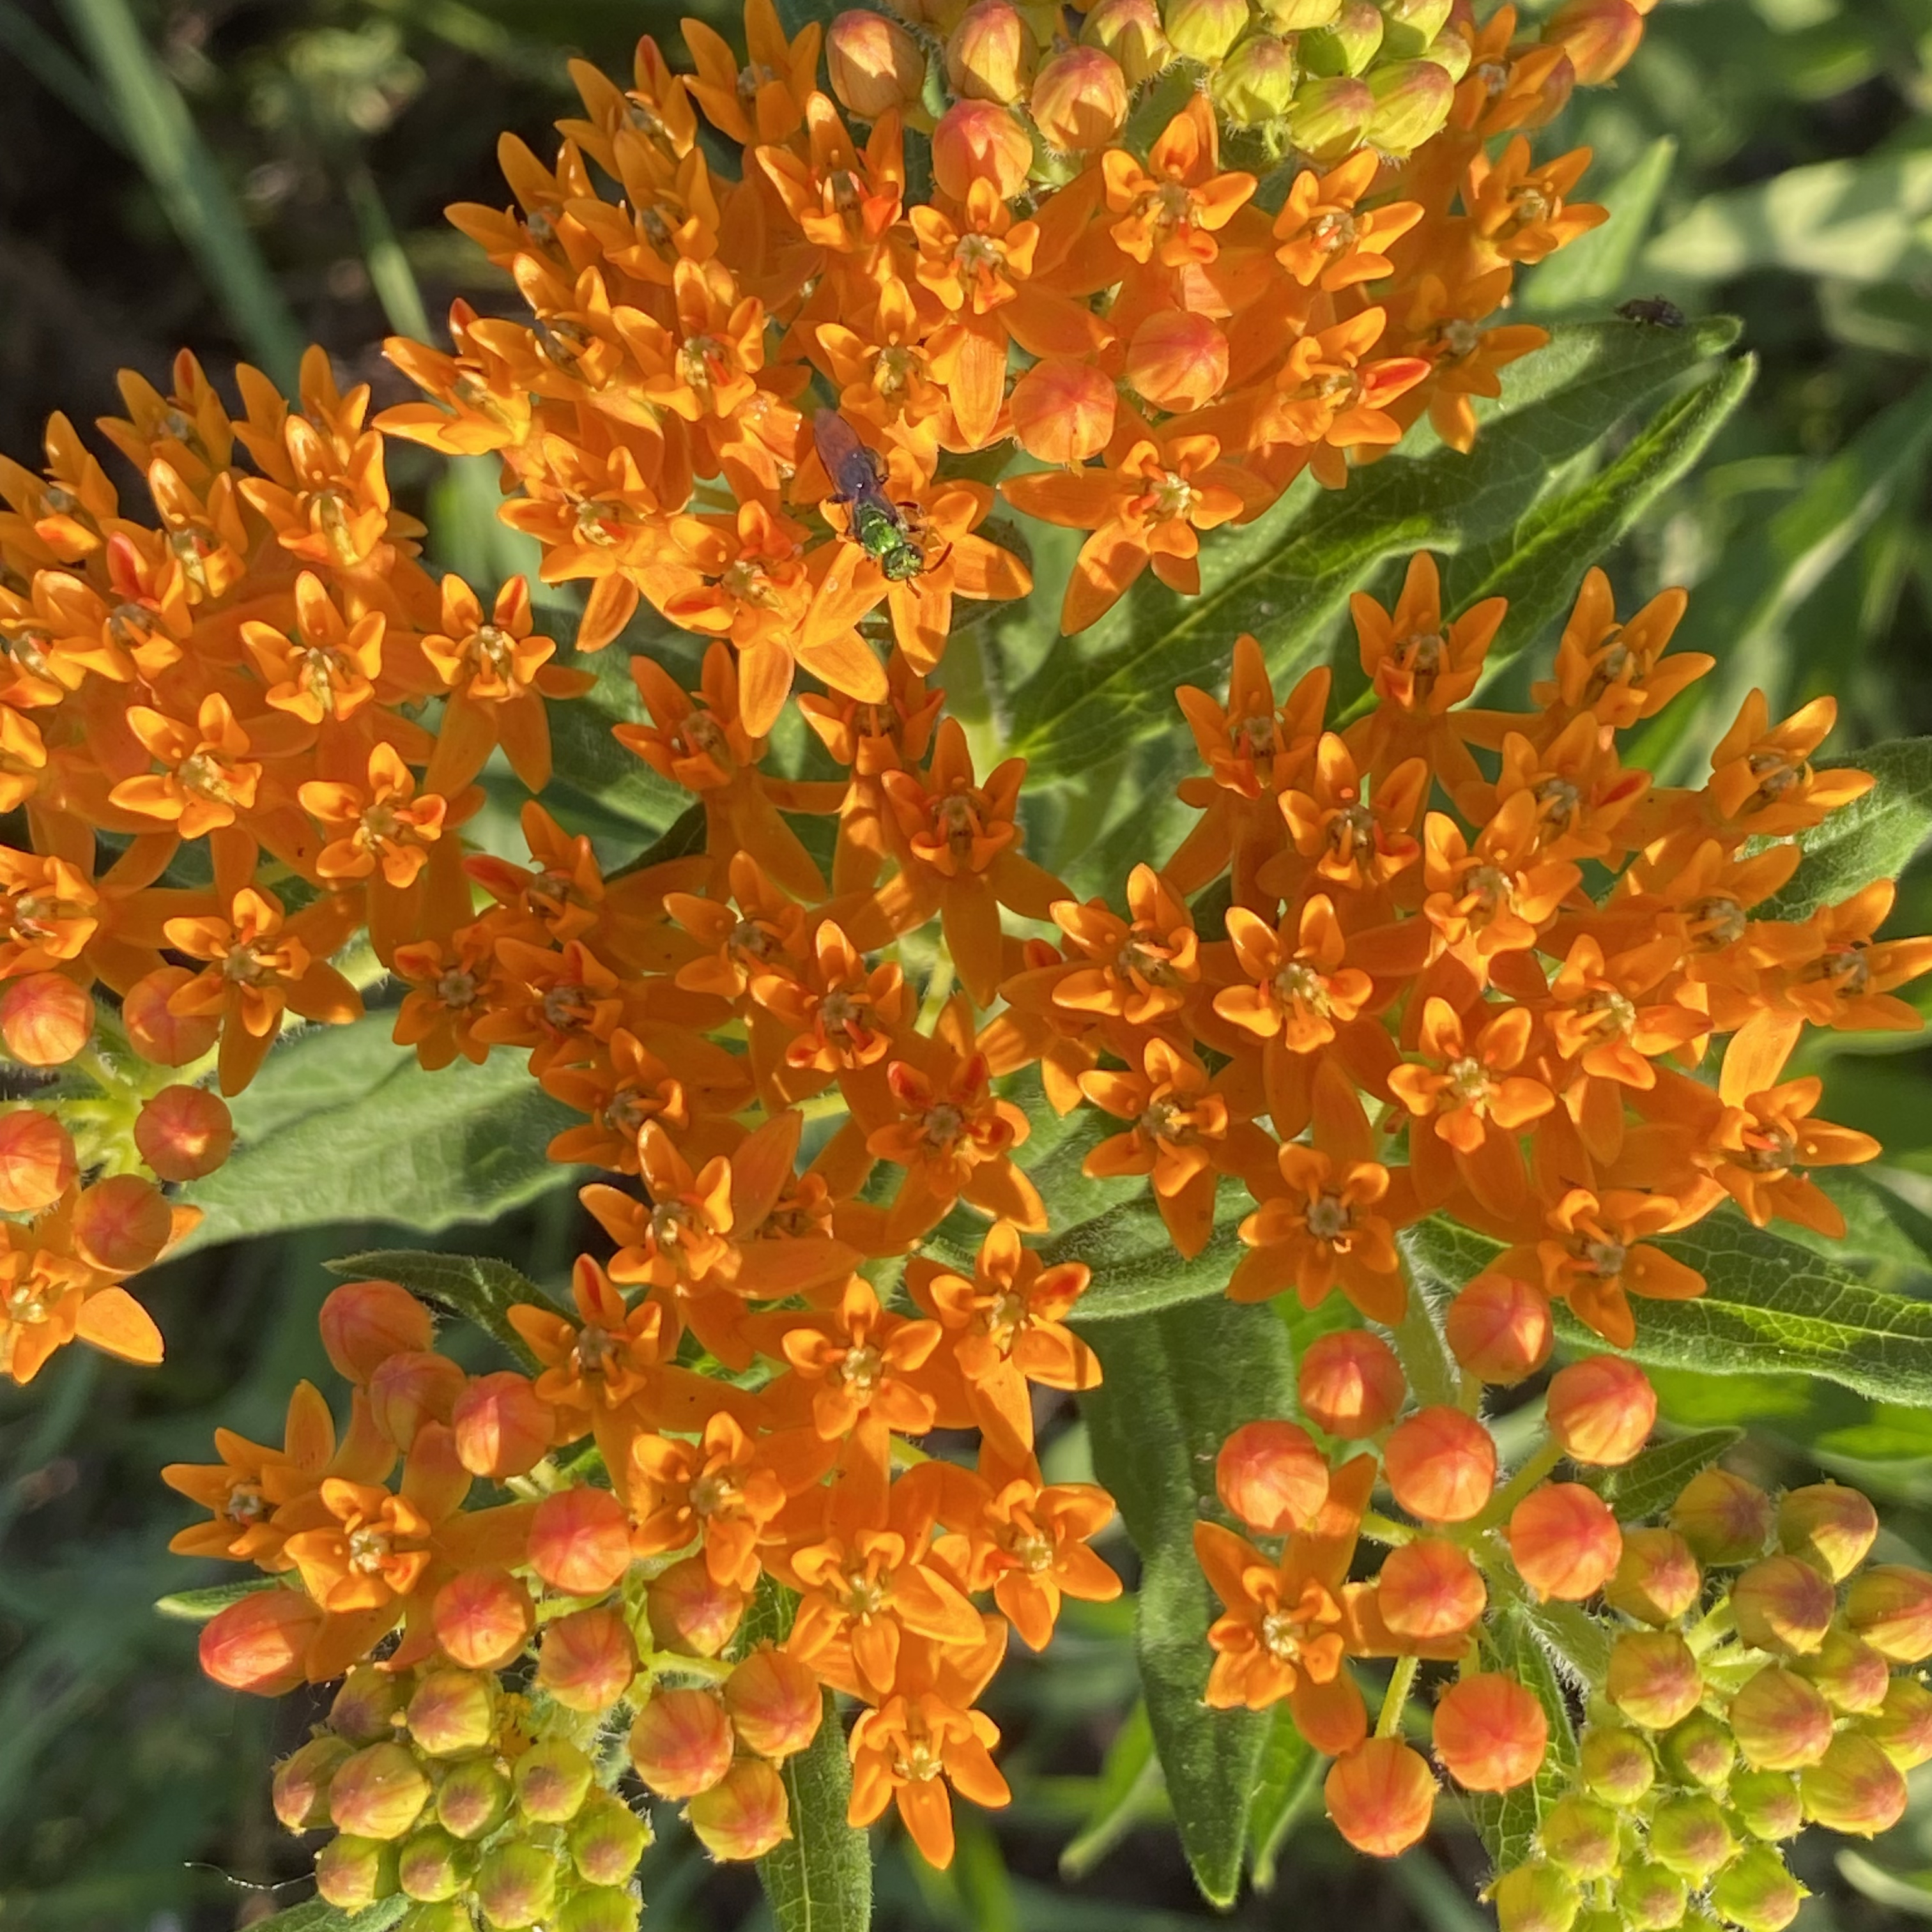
[326,1248,551,1369]
[1079,1297,1294,1907]
[542,640,690,836]
[1247,1707,1321,1892]
[1761,737,1932,919]
[1525,136,1678,312]
[153,1574,283,1623]
[1585,1429,1744,1523]
[1041,1190,1245,1322]
[238,1899,409,1931]
[758,1691,873,1932]
[1059,1699,1163,1880]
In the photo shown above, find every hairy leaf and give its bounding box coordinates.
[327,1248,551,1368]
[153,1575,283,1622]
[242,1899,409,1931]
[1585,1428,1744,1522]
[1247,1706,1320,1892]
[1762,737,1932,918]
[758,1692,873,1932]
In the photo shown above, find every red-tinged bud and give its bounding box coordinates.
[1798,1625,1892,1713]
[931,100,1033,199]
[514,1736,595,1823]
[1604,1526,1701,1625]
[1709,1843,1805,1932]
[1032,47,1129,149]
[1445,1275,1551,1384]
[1162,0,1248,60]
[537,1606,636,1713]
[827,10,928,119]
[315,1834,399,1911]
[1385,1406,1494,1522]
[1799,1730,1908,1836]
[1732,1770,1803,1841]
[1082,0,1172,84]
[1379,0,1451,54]
[1540,1794,1619,1880]
[273,1734,354,1830]
[1010,358,1117,466]
[724,1648,825,1761]
[1301,0,1383,73]
[1213,34,1301,126]
[435,1567,534,1671]
[1660,1710,1735,1788]
[1846,1564,1932,1660]
[689,1758,793,1860]
[529,1484,634,1597]
[0,1108,73,1211]
[647,1555,746,1657]
[1730,1663,1834,1771]
[1262,0,1342,24]
[1515,44,1575,126]
[1616,1862,1687,1931]
[1541,0,1643,84]
[1579,1726,1654,1805]
[1431,1671,1547,1791]
[1670,1467,1773,1565]
[1363,59,1453,157]
[123,965,218,1065]
[1215,1418,1329,1533]
[398,1826,469,1902]
[1607,1629,1704,1731]
[319,1278,434,1384]
[1864,1675,1932,1768]
[1546,1356,1655,1466]
[1,970,91,1065]
[452,1371,553,1480]
[199,1586,323,1694]
[474,1841,558,1929]
[945,0,1036,102]
[1299,1328,1405,1438]
[134,1084,233,1181]
[629,1687,736,1798]
[1732,1554,1836,1657]
[437,1758,512,1840]
[1492,1860,1579,1932]
[1287,73,1375,157]
[71,1172,171,1275]
[1418,15,1472,78]
[1323,1736,1436,1856]
[1778,1482,1878,1582]
[557,1891,640,1932]
[1377,1536,1486,1640]
[1649,1793,1735,1882]
[330,1664,405,1742]
[569,1789,652,1885]
[330,1742,432,1841]
[406,1668,496,1758]
[1508,1483,1621,1600]
[369,1349,467,1450]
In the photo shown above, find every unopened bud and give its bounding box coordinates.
[1540,1794,1620,1881]
[134,1084,233,1181]
[330,1742,432,1841]
[1300,0,1383,73]
[399,1826,470,1902]
[319,1278,433,1384]
[123,965,218,1064]
[1606,1629,1703,1731]
[273,1734,354,1830]
[435,1567,535,1671]
[1708,1843,1805,1932]
[1509,1482,1621,1600]
[1864,1675,1932,1769]
[1670,1468,1773,1565]
[725,1649,824,1761]
[1363,57,1453,155]
[436,1758,512,1841]
[530,1484,634,1597]
[1213,34,1301,126]
[1730,1663,1834,1772]
[1648,1793,1735,1883]
[557,1890,642,1932]
[315,1834,399,1911]
[1082,0,1173,84]
[569,1788,652,1885]
[1385,1406,1495,1523]
[369,1349,467,1450]
[629,1687,736,1798]
[1299,1328,1405,1438]
[1216,1418,1328,1534]
[1798,1625,1892,1713]
[514,1735,595,1823]
[1126,310,1230,415]
[689,1758,793,1860]
[452,1371,553,1480]
[1162,0,1249,60]
[330,1663,405,1742]
[1416,14,1472,79]
[1731,1553,1836,1657]
[945,0,1036,102]
[1604,1527,1701,1626]
[1033,47,1128,149]
[1431,1671,1547,1791]
[1801,1730,1908,1836]
[1322,1736,1436,1856]
[1660,1710,1735,1789]
[1616,1862,1686,1931]
[1445,1275,1551,1384]
[1377,1536,1486,1641]
[1,970,92,1065]
[1846,1564,1932,1661]
[537,1606,636,1713]
[1731,1769,1804,1841]
[1492,1860,1580,1932]
[1011,358,1117,467]
[1261,0,1342,23]
[930,101,1033,199]
[474,1840,559,1929]
[0,1108,74,1211]
[647,1556,746,1657]
[1287,73,1375,157]
[1579,1726,1653,1805]
[1546,1356,1655,1466]
[1778,1482,1878,1582]
[827,10,928,119]
[1377,0,1452,54]
[1541,0,1643,84]
[198,1587,324,1696]
[407,1668,496,1758]
[72,1172,172,1275]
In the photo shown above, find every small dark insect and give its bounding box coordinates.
[1617,296,1686,329]
[813,410,928,583]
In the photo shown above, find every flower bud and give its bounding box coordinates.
[1032,47,1128,149]
[1798,1625,1891,1713]
[1800,1730,1908,1836]
[1215,1418,1328,1534]
[475,1840,559,1929]
[1261,0,1341,21]
[369,1349,467,1450]
[1509,1483,1621,1600]
[1492,1860,1579,1932]
[689,1758,793,1860]
[1363,59,1453,157]
[1660,1709,1735,1789]
[1708,1844,1805,1932]
[1431,1671,1546,1790]
[1864,1675,1932,1769]
[199,1586,324,1696]
[1445,1275,1551,1384]
[1670,1468,1773,1566]
[1616,1862,1686,1931]
[1082,0,1173,84]
[320,1278,434,1384]
[1130,309,1232,414]
[1287,73,1375,157]
[1162,0,1248,61]
[725,1649,825,1761]
[330,1663,406,1742]
[435,1567,535,1671]
[273,1734,354,1830]
[647,1556,746,1658]
[1731,1554,1836,1657]
[452,1371,553,1480]
[1,970,92,1065]
[828,10,928,119]
[1729,1663,1834,1771]
[629,1686,736,1798]
[399,1826,470,1903]
[1606,1629,1703,1731]
[557,1892,642,1932]
[1377,1536,1485,1640]
[1604,1527,1701,1626]
[1846,1564,1932,1661]
[1542,1795,1621,1880]
[1298,1328,1404,1438]
[1416,13,1472,79]
[1648,1793,1735,1883]
[931,101,1033,199]
[330,1742,432,1841]
[1300,0,1383,73]
[134,1084,233,1181]
[537,1606,637,1713]
[407,1668,496,1758]
[72,1172,172,1275]
[436,1758,512,1840]
[315,1834,399,1911]
[1377,0,1452,56]
[1541,0,1643,85]
[1778,1482,1878,1582]
[1385,1406,1495,1522]
[0,1108,74,1211]
[123,965,219,1065]
[1010,358,1117,467]
[1578,1726,1653,1805]
[1323,1736,1436,1856]
[514,1735,595,1823]
[569,1788,652,1885]
[1546,1356,1655,1466]
[1731,1769,1804,1841]
[1213,34,1301,126]
[945,0,1036,103]
[530,1484,634,1597]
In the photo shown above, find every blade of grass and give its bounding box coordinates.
[343,158,433,341]
[0,0,124,146]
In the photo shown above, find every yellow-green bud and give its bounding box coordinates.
[1606,1528,1701,1627]
[1163,0,1249,61]
[1363,58,1452,155]
[1730,1664,1834,1772]
[1375,0,1450,57]
[1082,0,1174,83]
[1670,1468,1774,1566]
[1260,0,1342,26]
[1213,34,1301,123]
[475,1840,561,1929]
[1778,1482,1878,1581]
[1799,1731,1909,1836]
[1607,1630,1704,1732]
[329,1742,432,1842]
[1287,73,1374,157]
[329,1664,405,1744]
[1616,1862,1687,1931]
[408,1669,497,1758]
[273,1735,354,1831]
[315,1834,399,1912]
[1732,1554,1836,1657]
[944,0,1038,103]
[1864,1675,1932,1769]
[1539,1795,1620,1882]
[1709,1845,1805,1932]
[557,1889,643,1932]
[1648,1795,1736,1883]
[437,1758,512,1841]
[1492,1861,1579,1932]
[1300,0,1382,73]
[1415,17,1471,79]
[1579,1726,1654,1805]
[1731,1770,1804,1841]
[1662,1710,1736,1789]
[1798,1627,1892,1713]
[514,1736,595,1824]
[398,1827,470,1903]
[570,1790,652,1886]
[1846,1565,1932,1662]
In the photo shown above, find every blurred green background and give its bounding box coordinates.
[5,0,1932,1926]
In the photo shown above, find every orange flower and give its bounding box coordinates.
[629,1408,790,1590]
[1465,137,1607,264]
[756,1275,942,1445]
[1242,310,1430,491]
[240,572,386,726]
[1273,150,1423,291]
[1100,97,1256,271]
[682,0,820,144]
[1530,1186,1706,1349]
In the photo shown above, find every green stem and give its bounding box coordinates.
[1468,1436,1565,1538]
[1376,1655,1420,1738]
